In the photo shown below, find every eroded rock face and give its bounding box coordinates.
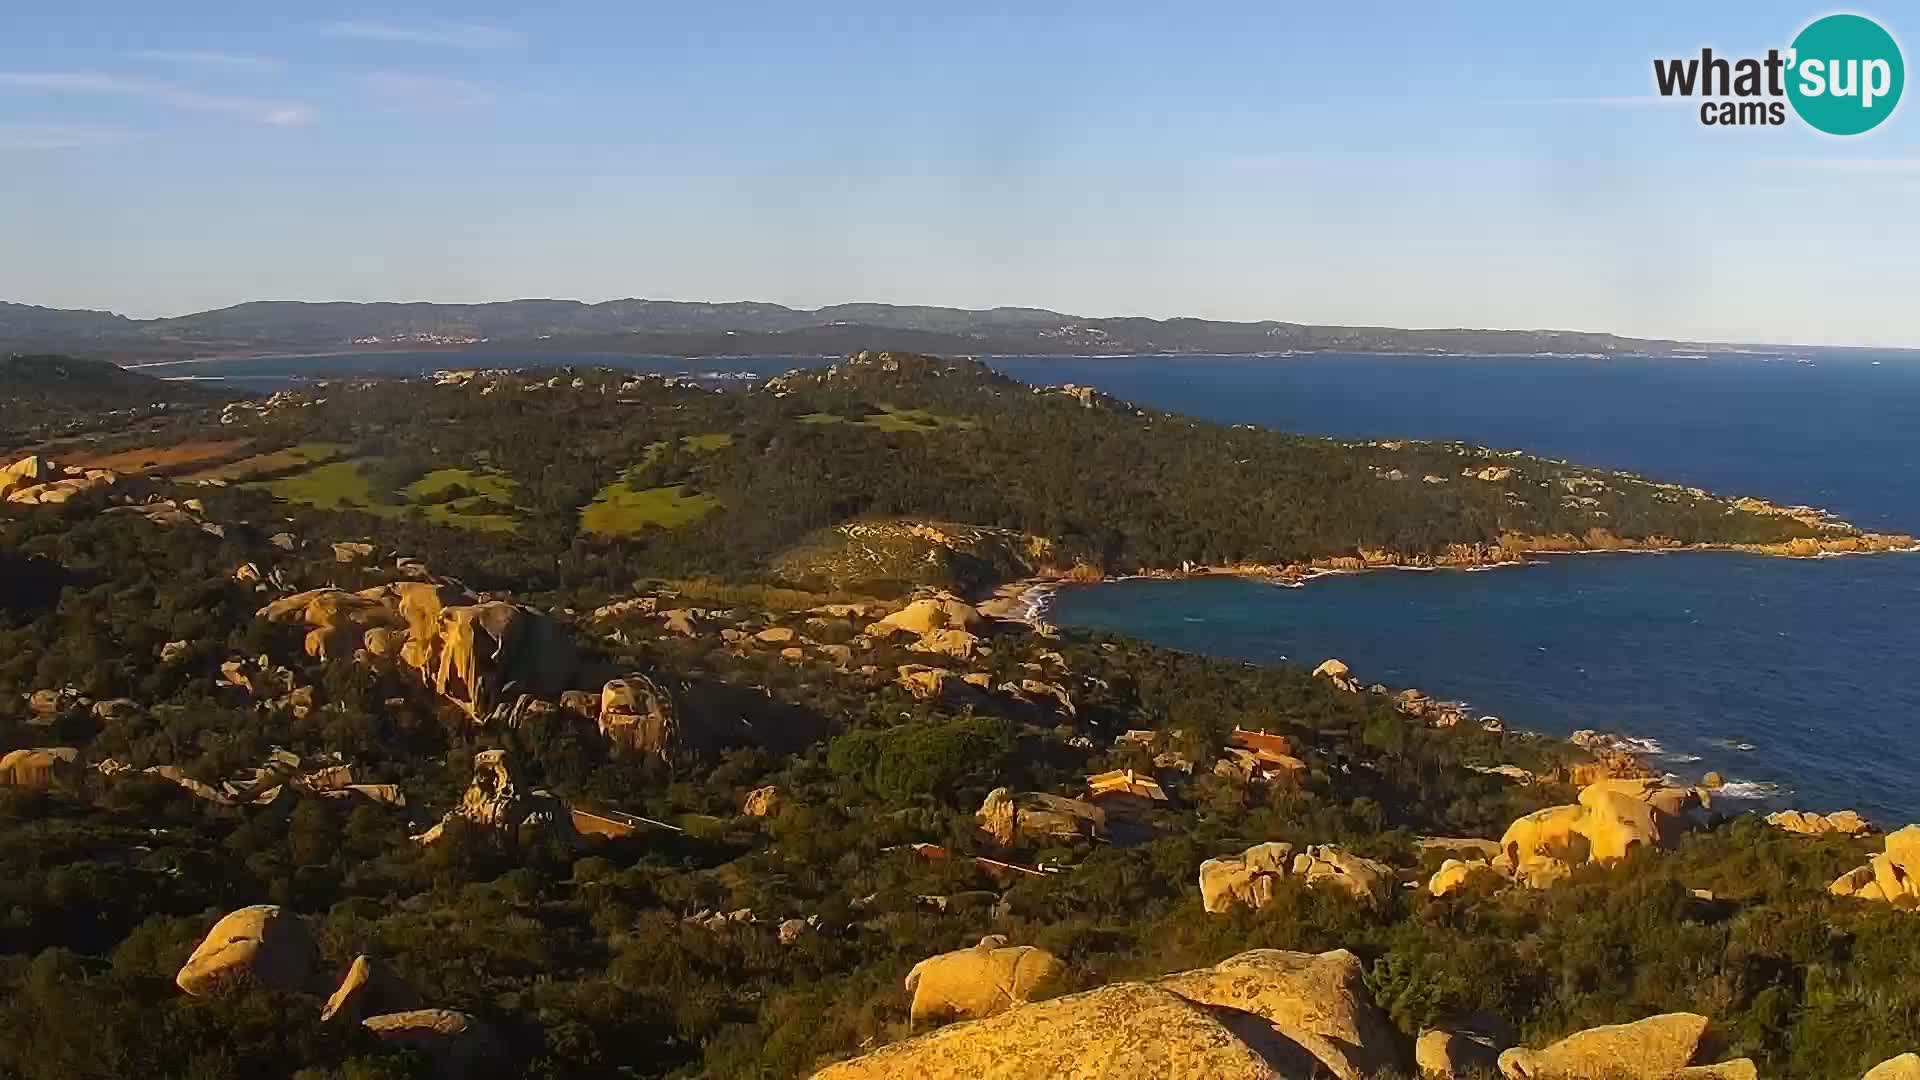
[1415,1018,1512,1078]
[412,750,575,846]
[1768,809,1873,837]
[260,583,590,721]
[813,982,1293,1080]
[743,785,782,817]
[977,788,1104,847]
[321,954,420,1023]
[1492,781,1705,886]
[1831,825,1920,908]
[1199,842,1295,913]
[598,675,680,761]
[1428,858,1498,898]
[0,747,82,789]
[905,936,1063,1025]
[362,1009,505,1080]
[1864,1054,1920,1080]
[1155,949,1401,1080]
[1312,658,1358,692]
[870,594,986,638]
[1292,845,1393,907]
[175,905,320,996]
[1497,1012,1709,1078]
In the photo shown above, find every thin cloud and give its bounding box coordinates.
[131,49,279,73]
[315,19,519,49]
[0,123,135,151]
[357,72,495,109]
[0,71,311,125]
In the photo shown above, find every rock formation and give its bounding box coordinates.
[1154,949,1400,1080]
[1493,780,1708,885]
[743,785,782,817]
[870,593,986,638]
[259,582,591,721]
[1829,824,1920,908]
[820,947,1401,1079]
[1,456,119,505]
[904,936,1062,1025]
[976,787,1104,846]
[1312,658,1359,692]
[598,674,680,761]
[321,954,421,1023]
[1416,1016,1513,1077]
[1768,809,1872,837]
[1291,845,1393,906]
[0,747,81,789]
[175,905,321,996]
[814,982,1295,1079]
[1199,842,1295,913]
[1495,1013,1752,1079]
[362,1009,505,1080]
[412,750,576,846]
[1865,1055,1920,1080]
[1199,842,1391,912]
[1428,858,1499,897]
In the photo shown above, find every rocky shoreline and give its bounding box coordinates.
[988,526,1919,629]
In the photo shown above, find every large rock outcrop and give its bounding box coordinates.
[1199,842,1392,912]
[1496,1013,1739,1078]
[321,954,421,1022]
[818,947,1401,1080]
[598,674,681,761]
[1428,858,1500,898]
[175,905,321,996]
[0,747,82,789]
[1768,809,1872,837]
[1865,1055,1920,1080]
[976,787,1105,847]
[412,750,576,846]
[904,936,1062,1025]
[814,982,1296,1079]
[1155,949,1401,1080]
[260,582,590,721]
[362,1009,505,1079]
[1493,780,1708,885]
[1830,824,1920,908]
[1199,842,1295,913]
[870,594,986,638]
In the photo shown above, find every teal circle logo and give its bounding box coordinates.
[1787,14,1904,135]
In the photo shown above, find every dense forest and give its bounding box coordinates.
[1,352,1914,1078]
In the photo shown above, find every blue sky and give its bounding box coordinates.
[3,3,1917,346]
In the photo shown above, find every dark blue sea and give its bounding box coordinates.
[159,347,1920,819]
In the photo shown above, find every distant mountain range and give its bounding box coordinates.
[0,298,1735,362]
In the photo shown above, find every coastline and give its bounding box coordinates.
[995,530,1920,629]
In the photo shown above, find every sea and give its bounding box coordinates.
[153,347,1920,821]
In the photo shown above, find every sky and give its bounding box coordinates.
[2,2,1918,347]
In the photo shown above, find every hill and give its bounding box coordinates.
[1,351,1916,1078]
[0,353,227,445]
[0,296,1717,361]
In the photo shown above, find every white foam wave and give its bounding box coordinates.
[1714,780,1790,800]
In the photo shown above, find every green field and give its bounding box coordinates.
[640,431,737,464]
[798,405,974,432]
[182,441,348,483]
[245,459,521,532]
[580,479,718,535]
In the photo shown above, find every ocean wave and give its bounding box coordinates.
[1662,753,1703,764]
[1715,780,1790,800]
[1706,737,1758,752]
[1576,732,1667,757]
